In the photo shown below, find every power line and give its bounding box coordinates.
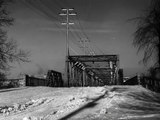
[75,15,105,55]
[22,0,65,34]
[69,25,82,40]
[55,0,97,55]
[23,0,104,55]
[70,16,95,55]
[71,14,96,55]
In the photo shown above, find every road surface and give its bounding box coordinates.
[0,85,160,120]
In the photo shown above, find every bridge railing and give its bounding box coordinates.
[140,77,160,92]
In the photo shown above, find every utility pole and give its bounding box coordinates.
[79,38,88,55]
[59,8,76,87]
[79,38,95,55]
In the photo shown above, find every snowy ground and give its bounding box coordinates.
[0,85,160,120]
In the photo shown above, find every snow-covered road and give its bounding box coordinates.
[0,86,160,120]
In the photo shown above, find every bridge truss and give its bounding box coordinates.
[67,55,120,86]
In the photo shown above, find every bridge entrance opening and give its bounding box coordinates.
[67,55,120,86]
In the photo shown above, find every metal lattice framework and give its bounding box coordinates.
[68,55,120,86]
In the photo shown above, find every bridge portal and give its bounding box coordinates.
[67,55,120,86]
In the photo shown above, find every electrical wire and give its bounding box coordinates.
[22,0,104,55]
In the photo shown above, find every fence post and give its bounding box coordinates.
[25,75,29,86]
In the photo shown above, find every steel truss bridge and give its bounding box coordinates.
[67,55,121,86]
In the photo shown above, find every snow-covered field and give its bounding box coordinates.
[0,86,160,120]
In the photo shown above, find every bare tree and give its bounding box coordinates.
[133,0,160,67]
[0,0,29,75]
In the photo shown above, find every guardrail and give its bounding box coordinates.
[141,77,160,92]
[123,75,160,92]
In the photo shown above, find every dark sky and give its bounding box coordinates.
[7,0,151,77]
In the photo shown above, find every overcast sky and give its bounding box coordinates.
[7,0,151,77]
